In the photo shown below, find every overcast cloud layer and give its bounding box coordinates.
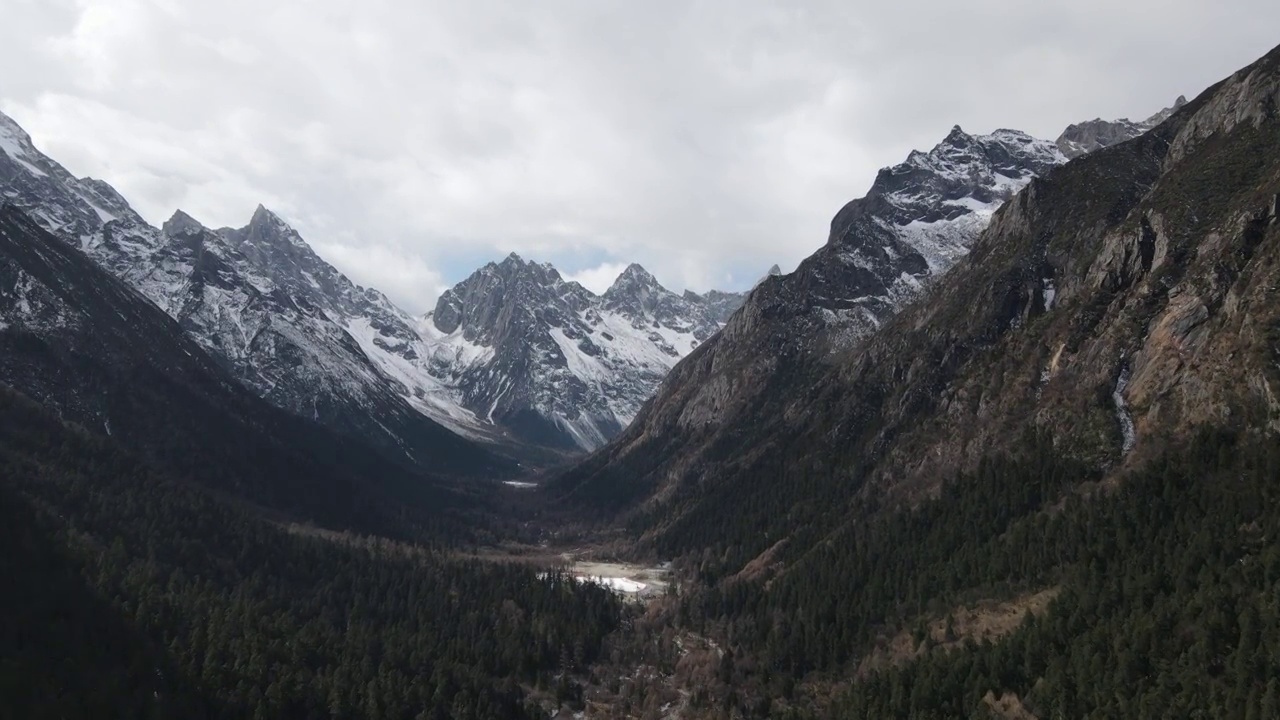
[3,1,1278,312]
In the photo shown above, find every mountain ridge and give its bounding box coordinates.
[1055,95,1188,158]
[523,45,1280,718]
[0,118,747,456]
[0,201,491,528]
[423,249,746,450]
[549,122,1076,510]
[550,46,1280,551]
[549,91,1210,519]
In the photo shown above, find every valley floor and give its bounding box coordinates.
[464,539,674,600]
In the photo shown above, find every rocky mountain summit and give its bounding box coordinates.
[1055,95,1188,158]
[786,125,1068,354]
[425,256,745,450]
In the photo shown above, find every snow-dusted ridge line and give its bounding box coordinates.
[10,98,1174,456]
[419,255,746,450]
[0,107,748,455]
[877,126,1067,274]
[790,123,1073,356]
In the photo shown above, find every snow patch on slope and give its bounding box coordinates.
[892,211,993,273]
[0,119,48,178]
[883,130,1063,272]
[341,316,487,437]
[550,327,609,385]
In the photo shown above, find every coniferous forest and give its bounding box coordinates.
[7,372,1280,718]
[0,388,622,720]
[643,430,1280,718]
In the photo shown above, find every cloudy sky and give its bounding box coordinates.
[2,1,1278,312]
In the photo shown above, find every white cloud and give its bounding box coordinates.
[2,0,1279,312]
[311,239,449,314]
[563,262,629,295]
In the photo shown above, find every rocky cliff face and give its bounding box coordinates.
[867,53,1279,490]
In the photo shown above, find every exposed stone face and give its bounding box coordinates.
[1167,54,1280,165]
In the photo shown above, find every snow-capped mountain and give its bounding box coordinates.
[1055,96,1188,158]
[1,113,524,471]
[0,201,509,521]
[769,125,1067,354]
[0,109,746,457]
[2,112,507,469]
[425,256,744,450]
[143,208,748,453]
[0,112,165,278]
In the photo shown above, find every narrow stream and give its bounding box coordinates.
[1112,366,1136,455]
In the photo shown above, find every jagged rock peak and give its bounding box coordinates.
[0,110,33,145]
[0,111,57,179]
[431,253,579,336]
[76,178,128,203]
[215,204,311,255]
[620,262,657,280]
[250,203,283,226]
[484,251,554,275]
[606,263,662,296]
[249,204,301,240]
[162,209,207,236]
[941,124,972,146]
[483,251,564,285]
[1144,95,1188,126]
[602,264,679,320]
[844,124,1064,272]
[749,264,783,288]
[891,126,1062,185]
[1056,96,1190,158]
